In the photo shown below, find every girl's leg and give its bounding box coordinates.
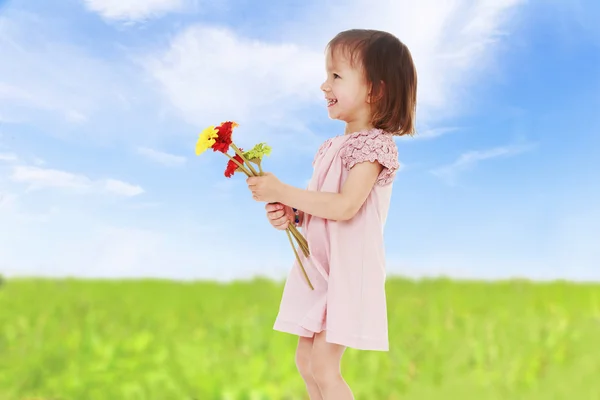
[310,331,354,399]
[295,335,323,400]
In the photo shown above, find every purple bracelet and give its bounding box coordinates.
[292,208,300,226]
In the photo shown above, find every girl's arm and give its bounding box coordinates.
[279,161,383,221]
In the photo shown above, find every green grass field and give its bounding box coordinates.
[0,276,599,399]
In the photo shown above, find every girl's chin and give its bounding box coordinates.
[326,106,342,119]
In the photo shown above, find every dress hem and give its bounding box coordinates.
[273,319,389,352]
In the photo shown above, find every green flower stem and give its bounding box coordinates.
[286,228,314,290]
[224,153,252,177]
[289,226,309,256]
[231,143,260,176]
[289,222,308,246]
[293,236,309,258]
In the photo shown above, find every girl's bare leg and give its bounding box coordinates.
[295,335,323,400]
[310,331,354,399]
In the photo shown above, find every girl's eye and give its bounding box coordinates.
[333,73,340,79]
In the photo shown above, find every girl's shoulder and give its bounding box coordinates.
[313,128,396,160]
[312,135,339,166]
[339,129,400,186]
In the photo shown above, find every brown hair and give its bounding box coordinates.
[326,29,417,136]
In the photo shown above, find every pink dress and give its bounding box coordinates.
[273,128,400,351]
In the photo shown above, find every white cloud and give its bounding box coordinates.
[321,0,524,122]
[83,0,186,22]
[0,113,20,124]
[136,146,186,167]
[0,82,39,104]
[0,191,17,211]
[65,109,88,124]
[141,25,324,144]
[407,127,460,141]
[0,13,152,134]
[431,143,536,185]
[138,0,525,150]
[1,0,525,148]
[0,191,58,223]
[0,34,92,123]
[0,152,18,162]
[11,165,91,190]
[10,165,144,197]
[103,179,145,197]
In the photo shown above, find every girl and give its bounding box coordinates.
[246,29,417,400]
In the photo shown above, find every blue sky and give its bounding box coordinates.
[0,0,598,282]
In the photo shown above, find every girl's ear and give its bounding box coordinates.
[367,80,385,103]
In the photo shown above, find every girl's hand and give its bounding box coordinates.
[265,202,293,230]
[246,172,284,203]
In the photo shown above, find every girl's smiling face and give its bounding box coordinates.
[320,48,373,134]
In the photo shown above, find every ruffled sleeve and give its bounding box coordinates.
[339,130,400,186]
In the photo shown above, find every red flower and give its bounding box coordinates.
[213,121,237,153]
[224,151,244,178]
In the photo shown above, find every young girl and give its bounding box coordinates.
[246,29,417,399]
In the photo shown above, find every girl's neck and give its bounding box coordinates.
[344,121,374,135]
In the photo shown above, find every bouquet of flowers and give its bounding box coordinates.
[195,121,313,290]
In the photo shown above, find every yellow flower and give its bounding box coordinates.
[196,126,219,155]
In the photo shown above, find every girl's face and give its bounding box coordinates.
[320,48,372,133]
